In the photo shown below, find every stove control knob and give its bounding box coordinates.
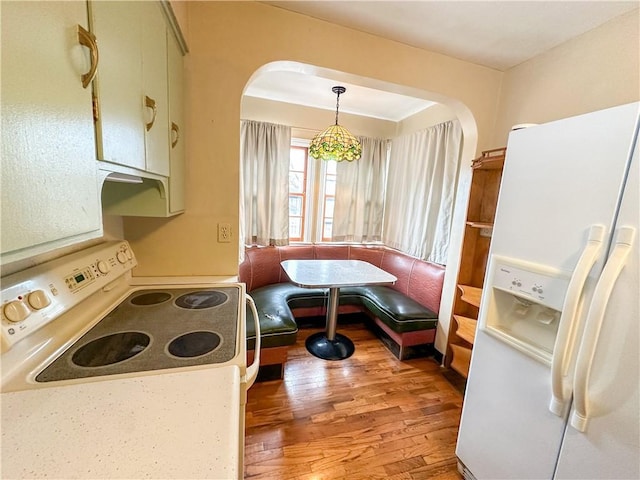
[3,300,30,323]
[97,260,110,274]
[125,248,133,260]
[116,251,127,264]
[27,290,51,310]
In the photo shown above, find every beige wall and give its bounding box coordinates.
[124,1,503,278]
[494,9,640,145]
[396,103,458,137]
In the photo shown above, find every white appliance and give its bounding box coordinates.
[0,241,261,479]
[456,102,639,479]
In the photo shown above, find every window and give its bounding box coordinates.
[321,161,336,241]
[287,142,336,242]
[288,146,307,241]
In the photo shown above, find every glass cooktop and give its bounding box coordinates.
[35,287,240,383]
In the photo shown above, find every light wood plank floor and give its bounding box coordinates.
[245,322,464,480]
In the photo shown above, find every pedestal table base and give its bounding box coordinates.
[305,332,355,361]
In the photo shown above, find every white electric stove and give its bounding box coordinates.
[0,240,260,479]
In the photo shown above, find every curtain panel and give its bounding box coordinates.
[382,120,462,264]
[332,136,389,243]
[239,120,291,247]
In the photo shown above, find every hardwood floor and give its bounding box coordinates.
[245,321,465,480]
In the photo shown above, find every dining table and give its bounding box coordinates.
[280,259,397,360]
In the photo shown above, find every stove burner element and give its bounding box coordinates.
[130,292,172,306]
[72,332,150,367]
[168,331,221,358]
[175,290,228,309]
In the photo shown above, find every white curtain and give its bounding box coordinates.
[383,120,462,264]
[332,137,389,243]
[240,120,291,246]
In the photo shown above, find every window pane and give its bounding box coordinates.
[289,195,302,216]
[290,148,306,171]
[289,217,302,239]
[323,219,332,239]
[325,176,336,195]
[324,197,334,216]
[289,172,304,194]
[326,160,337,174]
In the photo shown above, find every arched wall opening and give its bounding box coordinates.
[241,60,480,354]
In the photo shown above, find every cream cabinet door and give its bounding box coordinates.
[89,1,145,170]
[90,1,146,171]
[90,1,170,176]
[141,2,170,176]
[167,31,185,213]
[1,1,102,263]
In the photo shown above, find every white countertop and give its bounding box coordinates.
[1,366,242,479]
[281,259,397,288]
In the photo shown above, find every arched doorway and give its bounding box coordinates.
[240,60,480,354]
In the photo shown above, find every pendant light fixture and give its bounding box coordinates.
[309,86,362,162]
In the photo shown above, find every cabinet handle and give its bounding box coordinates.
[145,96,157,131]
[77,25,98,88]
[171,122,180,148]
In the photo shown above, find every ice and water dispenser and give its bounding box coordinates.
[480,255,571,365]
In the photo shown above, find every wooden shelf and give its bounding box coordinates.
[446,146,504,376]
[471,147,506,170]
[454,315,477,344]
[458,284,482,308]
[466,221,493,229]
[450,344,472,378]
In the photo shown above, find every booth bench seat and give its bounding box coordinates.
[240,244,446,377]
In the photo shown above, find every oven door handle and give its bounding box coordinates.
[245,294,261,389]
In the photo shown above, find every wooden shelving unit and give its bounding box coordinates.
[446,147,506,378]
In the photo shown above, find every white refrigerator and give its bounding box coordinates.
[456,102,639,480]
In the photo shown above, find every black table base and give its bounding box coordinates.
[305,332,355,361]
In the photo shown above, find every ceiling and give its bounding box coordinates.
[245,72,436,122]
[245,1,638,121]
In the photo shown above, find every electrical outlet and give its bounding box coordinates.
[218,223,231,243]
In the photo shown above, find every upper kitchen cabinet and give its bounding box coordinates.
[141,3,170,177]
[89,1,169,176]
[92,1,187,217]
[1,2,102,265]
[167,31,186,214]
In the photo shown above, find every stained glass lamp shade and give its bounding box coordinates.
[309,86,362,162]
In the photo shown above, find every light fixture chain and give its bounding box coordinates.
[335,90,340,125]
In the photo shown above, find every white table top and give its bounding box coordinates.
[1,366,242,479]
[281,259,396,288]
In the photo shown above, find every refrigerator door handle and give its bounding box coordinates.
[244,294,261,389]
[570,226,636,432]
[549,224,606,416]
